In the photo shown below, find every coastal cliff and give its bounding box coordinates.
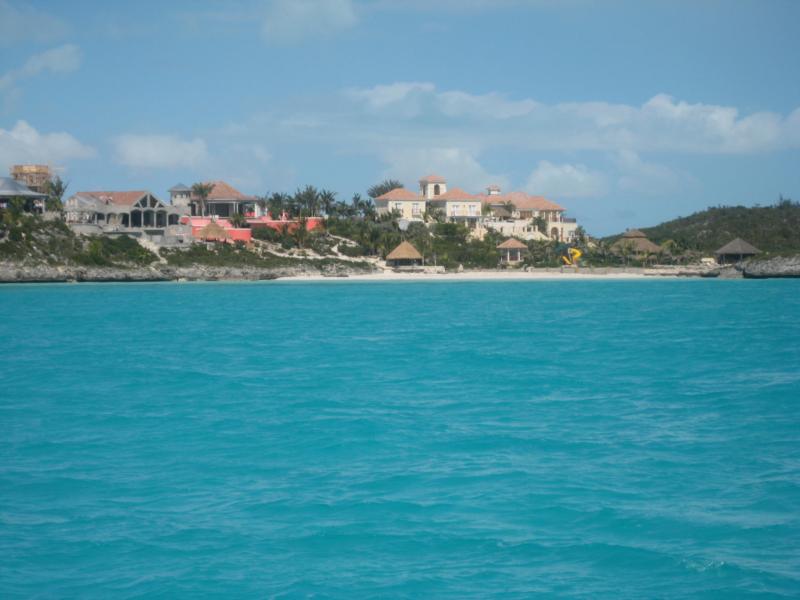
[742,256,800,278]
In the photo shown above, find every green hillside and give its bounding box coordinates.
[607,199,800,254]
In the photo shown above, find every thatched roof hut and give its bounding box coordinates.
[197,221,231,242]
[612,229,662,255]
[386,241,423,268]
[715,238,760,264]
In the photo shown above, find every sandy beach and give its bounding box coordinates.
[279,267,697,282]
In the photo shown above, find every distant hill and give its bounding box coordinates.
[605,199,800,254]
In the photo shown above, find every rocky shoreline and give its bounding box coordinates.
[2,256,799,284]
[741,255,800,278]
[0,261,374,283]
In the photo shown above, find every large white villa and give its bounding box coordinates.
[374,174,579,242]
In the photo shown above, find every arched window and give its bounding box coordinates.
[433,184,440,196]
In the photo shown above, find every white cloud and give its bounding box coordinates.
[346,82,435,115]
[437,90,538,119]
[380,147,509,193]
[1,44,82,98]
[196,82,800,204]
[347,82,537,120]
[614,150,680,194]
[0,1,69,46]
[344,82,800,155]
[261,0,357,44]
[526,160,607,198]
[113,134,209,169]
[19,44,82,77]
[0,120,95,169]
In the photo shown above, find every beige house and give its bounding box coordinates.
[374,176,580,242]
[480,188,578,242]
[426,187,482,228]
[374,187,425,220]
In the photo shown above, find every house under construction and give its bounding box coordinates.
[11,164,53,194]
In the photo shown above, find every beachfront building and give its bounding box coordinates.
[497,238,528,265]
[176,181,257,217]
[0,176,47,213]
[426,187,482,229]
[611,229,662,257]
[375,175,579,242]
[715,238,760,264]
[385,241,423,270]
[65,191,182,228]
[480,188,578,242]
[374,187,425,221]
[64,190,191,244]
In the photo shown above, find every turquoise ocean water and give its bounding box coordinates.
[1,280,799,598]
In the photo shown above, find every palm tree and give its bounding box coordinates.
[191,182,215,217]
[367,179,403,199]
[661,239,682,264]
[319,189,337,217]
[267,192,290,218]
[229,212,248,228]
[45,175,68,212]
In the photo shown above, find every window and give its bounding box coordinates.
[434,184,440,196]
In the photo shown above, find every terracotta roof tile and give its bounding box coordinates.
[479,191,564,211]
[375,187,421,201]
[497,238,528,249]
[419,173,446,183]
[429,187,478,201]
[197,181,255,202]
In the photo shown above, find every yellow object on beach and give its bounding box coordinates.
[562,248,582,266]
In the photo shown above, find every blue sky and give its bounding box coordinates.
[1,0,799,235]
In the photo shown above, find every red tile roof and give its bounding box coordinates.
[479,191,564,212]
[429,187,478,201]
[79,191,150,206]
[419,173,446,183]
[196,181,255,202]
[375,187,421,201]
[497,238,528,249]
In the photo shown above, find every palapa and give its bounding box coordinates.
[612,229,662,254]
[386,241,422,261]
[715,238,760,256]
[197,221,231,241]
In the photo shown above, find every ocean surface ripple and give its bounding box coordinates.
[1,280,799,598]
